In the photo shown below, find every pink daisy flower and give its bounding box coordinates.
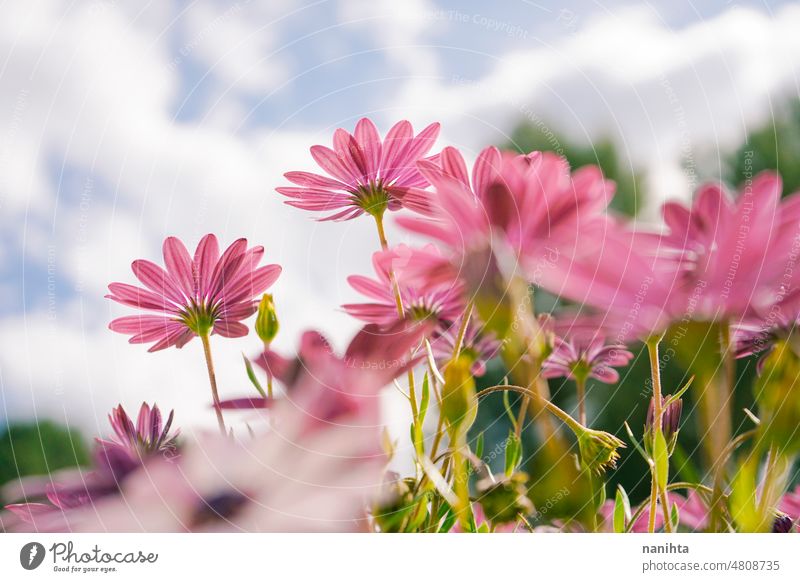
[343,244,465,327]
[2,324,426,532]
[396,146,616,290]
[544,172,800,340]
[98,402,179,460]
[277,118,441,221]
[107,234,281,351]
[641,172,800,319]
[5,403,178,524]
[542,335,633,385]
[430,317,500,377]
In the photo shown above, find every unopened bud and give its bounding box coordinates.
[255,294,279,344]
[772,514,794,533]
[576,427,626,474]
[646,395,683,447]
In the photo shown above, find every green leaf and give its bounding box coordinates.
[613,485,632,533]
[474,432,485,459]
[624,421,652,464]
[502,390,518,432]
[438,505,458,533]
[664,375,694,407]
[242,353,266,398]
[504,431,522,475]
[419,372,430,426]
[670,502,680,532]
[653,430,669,491]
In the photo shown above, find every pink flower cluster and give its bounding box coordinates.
[4,116,800,534]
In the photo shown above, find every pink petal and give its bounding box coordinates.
[310,145,358,185]
[163,237,196,298]
[132,260,185,305]
[207,239,248,303]
[439,146,470,185]
[213,320,249,338]
[347,275,390,301]
[284,171,349,190]
[106,283,173,311]
[354,118,382,181]
[472,146,502,200]
[221,264,281,306]
[109,315,175,335]
[194,234,220,299]
[333,128,368,183]
[380,120,414,181]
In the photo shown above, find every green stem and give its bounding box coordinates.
[646,335,670,533]
[201,332,226,435]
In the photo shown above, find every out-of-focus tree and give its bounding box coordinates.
[726,100,800,194]
[0,421,89,491]
[503,122,641,217]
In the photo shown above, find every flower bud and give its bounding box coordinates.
[441,355,478,436]
[576,427,626,474]
[475,472,534,525]
[255,294,279,344]
[646,394,683,449]
[772,514,794,533]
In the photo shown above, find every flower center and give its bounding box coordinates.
[354,180,391,218]
[179,300,218,336]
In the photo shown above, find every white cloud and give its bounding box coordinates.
[3,1,800,438]
[393,5,800,212]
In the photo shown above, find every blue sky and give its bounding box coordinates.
[1,0,799,435]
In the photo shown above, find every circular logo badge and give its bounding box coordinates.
[20,542,46,570]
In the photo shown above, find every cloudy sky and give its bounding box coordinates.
[1,0,799,435]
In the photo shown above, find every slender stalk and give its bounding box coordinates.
[451,302,474,361]
[263,340,274,399]
[200,332,226,435]
[647,336,664,437]
[708,321,735,531]
[476,384,580,433]
[647,469,659,533]
[576,375,588,427]
[660,487,674,533]
[645,335,671,532]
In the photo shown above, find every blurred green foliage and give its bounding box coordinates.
[0,421,90,494]
[726,100,800,194]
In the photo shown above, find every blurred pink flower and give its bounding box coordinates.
[640,172,800,320]
[343,244,465,327]
[397,146,616,289]
[543,335,633,384]
[98,402,179,459]
[779,485,800,526]
[600,491,709,532]
[257,320,429,431]
[4,403,178,527]
[277,118,440,221]
[543,172,800,339]
[430,317,500,377]
[107,234,281,351]
[2,324,421,532]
